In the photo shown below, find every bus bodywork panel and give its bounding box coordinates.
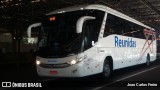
[98,35,156,70]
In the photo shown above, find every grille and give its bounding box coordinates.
[40,63,70,68]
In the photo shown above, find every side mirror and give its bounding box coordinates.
[27,23,42,38]
[76,16,95,33]
[27,23,41,44]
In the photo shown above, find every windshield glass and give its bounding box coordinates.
[37,10,104,58]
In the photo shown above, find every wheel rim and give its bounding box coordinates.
[104,63,110,77]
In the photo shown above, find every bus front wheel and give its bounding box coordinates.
[102,60,111,78]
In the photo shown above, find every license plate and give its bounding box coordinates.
[49,70,58,74]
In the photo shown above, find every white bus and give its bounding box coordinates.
[27,4,157,78]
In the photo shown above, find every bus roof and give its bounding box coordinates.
[46,4,155,31]
[46,4,107,15]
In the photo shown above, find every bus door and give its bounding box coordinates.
[82,21,100,76]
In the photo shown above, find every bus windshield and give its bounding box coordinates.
[37,10,104,58]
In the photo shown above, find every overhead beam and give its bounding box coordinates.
[139,0,160,15]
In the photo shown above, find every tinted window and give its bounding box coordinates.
[82,10,104,51]
[103,13,146,39]
[37,10,104,58]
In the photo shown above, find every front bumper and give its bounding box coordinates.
[36,63,84,77]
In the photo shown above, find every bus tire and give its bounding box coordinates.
[102,60,111,78]
[146,54,150,66]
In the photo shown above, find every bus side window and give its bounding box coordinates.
[103,24,113,37]
[104,14,120,37]
[134,31,140,38]
[104,13,146,39]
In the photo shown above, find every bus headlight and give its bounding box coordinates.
[67,55,87,65]
[68,60,77,65]
[36,60,41,65]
